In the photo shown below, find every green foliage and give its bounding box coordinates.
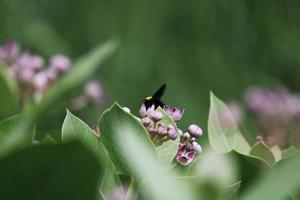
[0,39,118,157]
[0,63,18,118]
[62,109,122,199]
[154,107,180,166]
[99,102,155,174]
[115,124,196,200]
[250,142,275,166]
[241,153,300,200]
[208,92,250,155]
[0,141,102,200]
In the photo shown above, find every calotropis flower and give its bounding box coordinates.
[139,103,203,166]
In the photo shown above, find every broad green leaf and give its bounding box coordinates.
[61,110,121,199]
[115,125,196,200]
[155,107,180,166]
[241,152,300,200]
[99,158,123,198]
[250,142,275,166]
[188,149,238,186]
[224,181,241,200]
[0,115,22,138]
[0,39,118,157]
[281,146,298,160]
[62,110,101,155]
[0,63,18,118]
[270,145,282,162]
[0,115,33,149]
[208,92,250,155]
[41,134,57,144]
[0,141,102,200]
[99,102,155,174]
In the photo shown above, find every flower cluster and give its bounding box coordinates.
[0,41,70,102]
[139,103,203,166]
[222,85,300,147]
[71,80,106,110]
[0,40,106,108]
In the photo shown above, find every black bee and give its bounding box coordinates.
[143,84,166,109]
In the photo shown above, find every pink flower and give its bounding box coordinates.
[49,54,70,75]
[84,80,104,104]
[0,41,19,63]
[163,105,184,122]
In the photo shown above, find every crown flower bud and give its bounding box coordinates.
[191,141,202,153]
[17,67,35,83]
[163,105,184,122]
[139,103,147,117]
[148,127,157,135]
[177,129,183,137]
[17,53,44,71]
[32,71,50,92]
[168,128,177,140]
[0,41,19,62]
[150,110,163,122]
[157,124,167,135]
[141,117,151,126]
[84,80,104,105]
[171,107,184,121]
[188,124,203,137]
[181,132,190,140]
[50,54,70,74]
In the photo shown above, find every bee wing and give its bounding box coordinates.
[152,84,166,100]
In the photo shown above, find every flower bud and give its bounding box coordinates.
[157,125,167,135]
[32,71,49,92]
[177,129,183,137]
[0,41,19,62]
[139,103,147,117]
[182,132,190,139]
[150,111,163,122]
[141,117,151,126]
[191,141,202,153]
[188,124,203,137]
[84,80,104,104]
[171,107,184,121]
[168,128,177,140]
[50,54,70,74]
[148,127,157,135]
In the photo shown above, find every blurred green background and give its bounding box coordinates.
[1,0,300,140]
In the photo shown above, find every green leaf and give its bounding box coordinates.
[62,110,101,156]
[155,107,180,166]
[99,158,123,198]
[0,63,18,118]
[0,115,22,138]
[115,124,196,200]
[0,114,34,150]
[241,152,300,200]
[61,110,121,199]
[224,181,241,200]
[0,141,102,200]
[270,145,282,162]
[250,142,275,166]
[41,134,57,144]
[281,146,298,160]
[0,39,118,157]
[208,92,250,155]
[188,149,238,186]
[99,102,155,174]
